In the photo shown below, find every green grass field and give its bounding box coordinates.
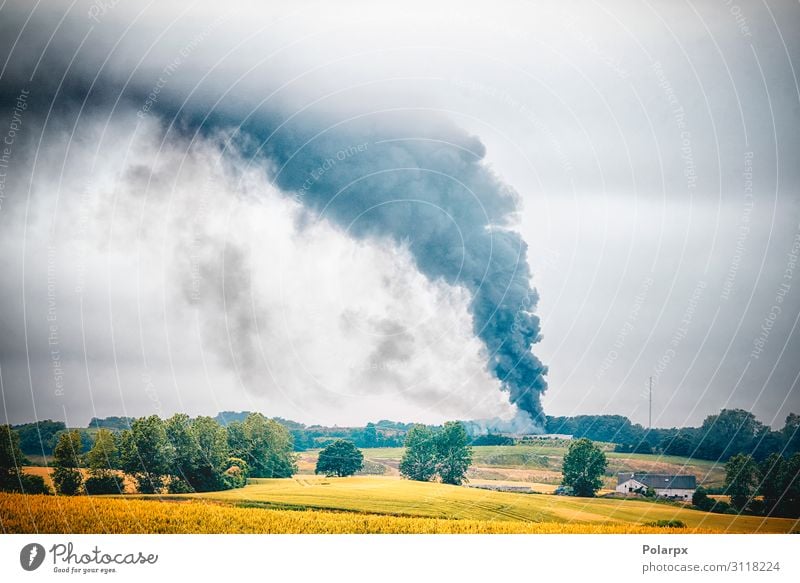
[162,475,797,533]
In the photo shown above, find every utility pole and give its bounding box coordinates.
[648,376,653,430]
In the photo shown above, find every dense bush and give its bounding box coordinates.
[645,519,686,528]
[84,475,123,495]
[471,434,514,446]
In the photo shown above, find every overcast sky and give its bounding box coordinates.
[0,0,798,429]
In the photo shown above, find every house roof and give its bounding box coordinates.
[617,473,697,489]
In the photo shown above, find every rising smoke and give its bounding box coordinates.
[252,111,549,422]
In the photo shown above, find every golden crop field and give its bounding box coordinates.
[172,476,798,534]
[0,493,716,534]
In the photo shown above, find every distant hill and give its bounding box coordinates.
[88,416,133,430]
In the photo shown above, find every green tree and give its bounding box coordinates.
[560,437,608,497]
[399,425,438,482]
[12,420,66,456]
[783,413,800,455]
[52,430,83,495]
[660,433,694,457]
[228,413,296,478]
[315,439,364,477]
[724,453,760,511]
[692,486,713,511]
[759,453,785,516]
[399,422,472,484]
[434,422,472,485]
[0,425,50,494]
[84,429,122,495]
[119,415,175,493]
[695,409,765,461]
[190,416,231,489]
[226,421,247,457]
[777,452,800,517]
[362,424,379,448]
[0,425,25,491]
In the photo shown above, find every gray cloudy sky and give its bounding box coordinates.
[0,0,798,429]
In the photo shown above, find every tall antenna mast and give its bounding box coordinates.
[648,376,653,430]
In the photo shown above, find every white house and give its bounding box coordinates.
[616,473,697,500]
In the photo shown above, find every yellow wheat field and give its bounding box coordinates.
[0,493,719,534]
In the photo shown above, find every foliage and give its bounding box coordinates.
[696,409,765,461]
[53,467,83,496]
[784,413,800,455]
[434,422,473,485]
[471,433,514,446]
[11,420,66,456]
[84,475,123,495]
[546,414,646,446]
[167,477,194,494]
[560,437,607,497]
[400,423,472,485]
[315,440,364,477]
[759,453,784,516]
[1,425,26,489]
[692,486,712,511]
[659,433,694,457]
[83,429,123,494]
[644,519,686,528]
[400,426,439,482]
[724,454,760,510]
[227,413,296,478]
[757,452,799,518]
[781,453,800,517]
[0,426,51,493]
[548,409,798,462]
[165,414,231,492]
[118,416,175,494]
[224,457,249,488]
[86,429,119,473]
[20,474,52,494]
[52,430,84,495]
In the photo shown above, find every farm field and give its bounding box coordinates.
[13,443,783,534]
[297,444,727,489]
[0,492,710,534]
[172,476,797,533]
[4,476,796,534]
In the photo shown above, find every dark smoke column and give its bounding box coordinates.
[263,111,548,423]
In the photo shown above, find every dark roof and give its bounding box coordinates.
[617,473,696,489]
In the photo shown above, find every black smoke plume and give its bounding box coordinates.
[255,112,548,422]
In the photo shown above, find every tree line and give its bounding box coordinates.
[0,412,296,496]
[13,407,797,465]
[547,409,799,462]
